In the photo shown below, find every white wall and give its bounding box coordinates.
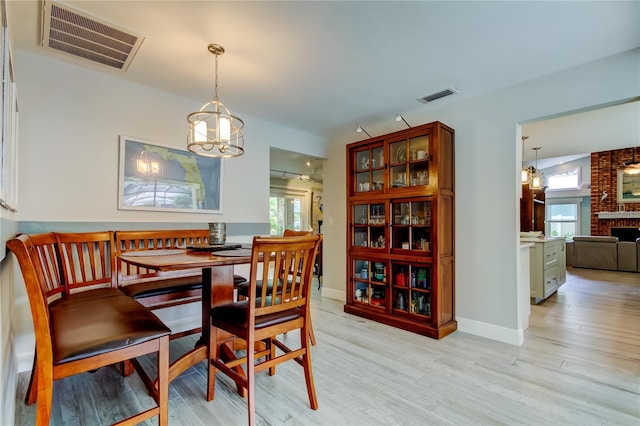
[15,50,326,224]
[321,48,640,345]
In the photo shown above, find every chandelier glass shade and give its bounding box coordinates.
[187,44,244,158]
[521,136,543,189]
[530,146,542,189]
[521,165,533,184]
[520,136,530,184]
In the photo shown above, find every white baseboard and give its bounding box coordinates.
[456,316,524,346]
[2,329,18,426]
[320,287,345,302]
[16,332,35,373]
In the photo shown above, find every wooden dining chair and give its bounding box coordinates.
[235,229,318,345]
[8,233,171,426]
[207,234,322,425]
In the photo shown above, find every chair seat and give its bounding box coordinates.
[120,277,202,299]
[50,289,170,364]
[233,274,248,285]
[211,299,299,330]
[49,287,123,306]
[121,274,247,299]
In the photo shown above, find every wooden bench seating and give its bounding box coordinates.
[115,229,247,338]
[115,229,211,310]
[7,232,170,425]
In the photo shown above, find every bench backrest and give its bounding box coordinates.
[115,229,210,284]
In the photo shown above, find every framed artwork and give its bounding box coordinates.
[617,170,640,203]
[118,135,223,213]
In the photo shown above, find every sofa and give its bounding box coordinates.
[566,236,638,272]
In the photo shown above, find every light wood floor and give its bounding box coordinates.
[15,268,640,425]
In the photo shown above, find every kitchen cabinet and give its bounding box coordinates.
[522,237,566,303]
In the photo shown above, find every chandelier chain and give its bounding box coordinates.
[214,51,219,101]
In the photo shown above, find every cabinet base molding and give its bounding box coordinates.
[344,304,457,339]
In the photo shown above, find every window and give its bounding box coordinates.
[269,187,309,235]
[546,201,580,239]
[547,168,580,190]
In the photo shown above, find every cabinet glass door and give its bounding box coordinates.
[352,259,387,308]
[390,199,432,254]
[352,203,386,249]
[354,146,384,194]
[391,261,432,317]
[389,135,430,189]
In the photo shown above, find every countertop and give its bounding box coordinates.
[520,236,565,243]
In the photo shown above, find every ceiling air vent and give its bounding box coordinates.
[41,0,144,71]
[417,87,458,104]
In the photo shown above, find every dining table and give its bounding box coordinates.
[118,246,253,389]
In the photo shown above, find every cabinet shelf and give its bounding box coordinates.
[345,121,455,339]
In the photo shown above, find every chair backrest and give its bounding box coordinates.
[247,234,322,318]
[282,229,313,277]
[283,229,313,237]
[54,231,117,292]
[7,234,55,361]
[21,233,65,300]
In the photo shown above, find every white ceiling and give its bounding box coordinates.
[7,1,640,173]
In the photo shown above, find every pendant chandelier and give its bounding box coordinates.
[187,44,244,158]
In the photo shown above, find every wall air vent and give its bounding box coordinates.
[41,0,144,71]
[417,87,458,104]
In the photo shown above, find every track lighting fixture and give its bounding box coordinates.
[395,114,411,128]
[356,126,372,138]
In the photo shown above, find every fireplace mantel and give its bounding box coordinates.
[596,211,640,219]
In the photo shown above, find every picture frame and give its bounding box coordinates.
[118,135,223,213]
[617,170,640,203]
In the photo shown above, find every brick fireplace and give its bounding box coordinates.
[591,147,640,236]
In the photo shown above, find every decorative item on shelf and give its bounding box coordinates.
[360,264,368,279]
[396,292,406,310]
[187,43,244,158]
[361,156,370,169]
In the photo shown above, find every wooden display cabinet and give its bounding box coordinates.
[345,121,456,339]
